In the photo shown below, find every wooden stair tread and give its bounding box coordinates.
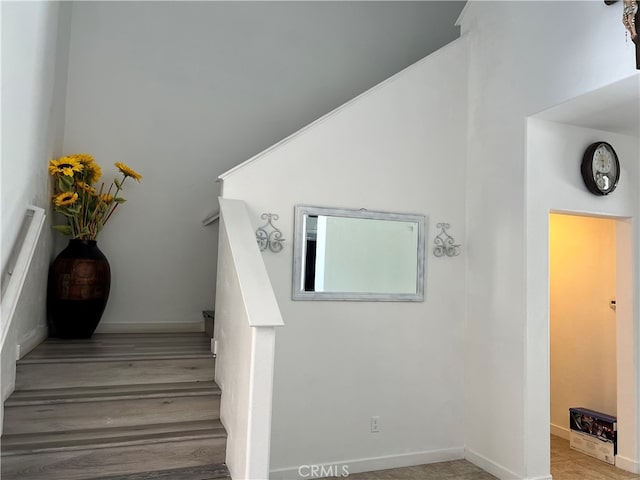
[22,348,212,360]
[2,420,226,455]
[1,333,227,480]
[90,463,230,480]
[16,357,215,390]
[6,381,220,406]
[45,332,209,342]
[22,333,212,361]
[18,352,213,364]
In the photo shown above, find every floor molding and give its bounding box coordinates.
[94,322,204,334]
[616,455,640,474]
[270,447,464,480]
[550,423,570,440]
[465,447,522,480]
[16,323,48,359]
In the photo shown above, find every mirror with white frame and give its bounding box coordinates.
[292,205,426,301]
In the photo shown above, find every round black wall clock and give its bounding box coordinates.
[580,141,620,196]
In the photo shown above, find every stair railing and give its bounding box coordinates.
[1,206,46,350]
[215,197,284,480]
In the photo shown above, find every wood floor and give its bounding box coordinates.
[0,333,229,480]
[324,436,640,480]
[551,434,640,480]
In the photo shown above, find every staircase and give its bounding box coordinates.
[1,333,230,480]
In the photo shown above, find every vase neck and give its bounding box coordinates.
[69,239,97,246]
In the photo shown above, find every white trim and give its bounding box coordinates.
[94,321,203,334]
[550,423,570,440]
[0,206,46,350]
[245,327,277,479]
[270,447,464,480]
[454,1,472,27]
[16,323,48,360]
[465,447,523,480]
[218,198,284,328]
[616,455,640,474]
[218,36,468,182]
[202,211,220,226]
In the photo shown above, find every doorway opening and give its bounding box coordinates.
[548,212,635,477]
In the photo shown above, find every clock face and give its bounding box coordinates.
[592,144,613,173]
[581,142,620,196]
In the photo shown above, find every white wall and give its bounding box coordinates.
[459,2,638,478]
[526,119,638,476]
[549,214,617,436]
[0,1,71,431]
[221,38,468,476]
[61,1,463,329]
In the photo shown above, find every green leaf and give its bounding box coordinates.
[114,178,122,189]
[52,225,73,236]
[58,176,74,191]
[114,197,127,204]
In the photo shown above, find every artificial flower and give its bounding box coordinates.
[114,162,142,182]
[49,157,84,177]
[72,154,102,183]
[78,182,97,194]
[49,153,141,240]
[54,192,79,207]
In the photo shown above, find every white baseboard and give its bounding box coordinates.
[270,447,464,480]
[550,423,570,440]
[465,447,523,480]
[616,455,640,474]
[16,323,48,359]
[94,321,204,334]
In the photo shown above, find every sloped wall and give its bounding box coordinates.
[61,1,463,330]
[221,38,468,476]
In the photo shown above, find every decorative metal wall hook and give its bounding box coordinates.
[433,222,461,257]
[256,213,285,253]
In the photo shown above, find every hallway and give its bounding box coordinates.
[551,435,640,480]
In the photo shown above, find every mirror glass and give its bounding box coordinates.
[292,206,426,301]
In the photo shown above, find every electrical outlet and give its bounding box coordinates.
[371,416,380,433]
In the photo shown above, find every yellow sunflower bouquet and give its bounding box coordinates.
[48,153,142,240]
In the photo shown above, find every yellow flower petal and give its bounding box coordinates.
[48,157,83,177]
[78,182,97,194]
[114,162,142,182]
[54,192,79,207]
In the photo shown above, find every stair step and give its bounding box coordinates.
[1,434,226,480]
[44,332,210,344]
[6,381,220,406]
[22,333,211,359]
[19,352,213,364]
[1,333,227,480]
[16,357,215,389]
[3,383,221,435]
[2,420,226,454]
[91,463,230,480]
